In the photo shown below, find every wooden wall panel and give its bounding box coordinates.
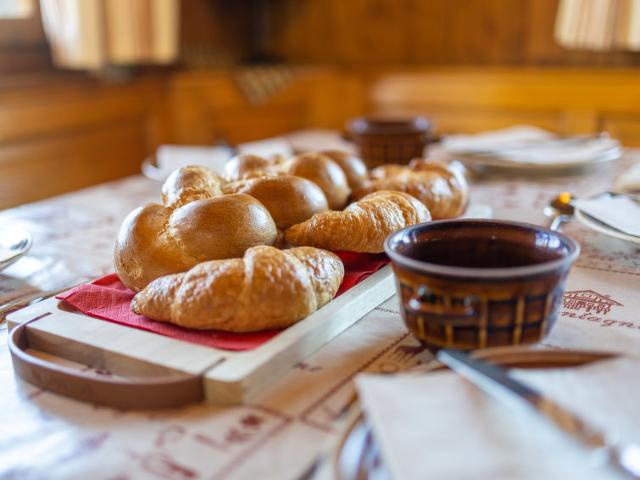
[267,0,640,67]
[168,72,305,145]
[0,119,147,208]
[167,68,363,145]
[0,76,169,209]
[4,66,640,208]
[366,69,640,144]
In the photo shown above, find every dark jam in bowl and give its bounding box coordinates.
[399,236,566,269]
[385,219,579,279]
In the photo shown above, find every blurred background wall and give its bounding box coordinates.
[1,0,640,208]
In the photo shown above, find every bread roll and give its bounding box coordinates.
[222,175,329,229]
[162,165,224,208]
[283,153,351,210]
[224,154,279,181]
[319,150,368,189]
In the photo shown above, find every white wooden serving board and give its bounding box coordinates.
[7,265,395,405]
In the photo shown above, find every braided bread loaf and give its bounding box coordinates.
[114,166,277,291]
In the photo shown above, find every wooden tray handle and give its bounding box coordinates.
[9,321,204,409]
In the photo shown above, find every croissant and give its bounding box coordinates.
[284,190,431,253]
[354,160,468,219]
[222,175,329,229]
[131,246,344,332]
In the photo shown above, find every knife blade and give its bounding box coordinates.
[437,349,640,479]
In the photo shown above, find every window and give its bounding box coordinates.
[0,0,34,19]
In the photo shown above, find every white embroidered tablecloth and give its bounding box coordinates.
[0,133,639,480]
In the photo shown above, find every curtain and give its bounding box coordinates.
[555,0,640,51]
[0,0,35,18]
[40,0,179,70]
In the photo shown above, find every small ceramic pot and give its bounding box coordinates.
[384,219,580,352]
[346,116,432,168]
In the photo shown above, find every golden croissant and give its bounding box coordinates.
[131,246,344,332]
[284,190,431,253]
[354,160,468,219]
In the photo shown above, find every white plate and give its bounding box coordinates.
[0,227,32,272]
[575,209,640,244]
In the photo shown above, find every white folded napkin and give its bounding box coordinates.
[574,195,640,237]
[236,137,293,158]
[153,139,293,179]
[356,357,639,480]
[156,145,232,175]
[284,128,356,154]
[614,162,640,193]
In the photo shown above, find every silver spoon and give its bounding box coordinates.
[544,191,575,231]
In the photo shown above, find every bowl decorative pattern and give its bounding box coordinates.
[385,220,580,351]
[346,116,431,168]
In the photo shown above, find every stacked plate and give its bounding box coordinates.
[443,126,622,173]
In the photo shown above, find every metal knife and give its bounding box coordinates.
[437,349,640,479]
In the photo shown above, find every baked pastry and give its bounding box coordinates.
[355,160,468,219]
[410,159,468,217]
[224,154,281,181]
[224,152,353,210]
[162,165,224,208]
[131,246,344,332]
[284,190,431,253]
[282,153,351,210]
[222,175,329,229]
[114,193,277,292]
[319,150,369,189]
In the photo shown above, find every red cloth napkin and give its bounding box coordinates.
[56,252,389,352]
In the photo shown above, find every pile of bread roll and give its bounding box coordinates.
[114,150,468,332]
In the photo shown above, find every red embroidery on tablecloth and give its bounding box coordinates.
[563,290,623,316]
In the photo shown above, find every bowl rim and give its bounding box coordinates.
[384,218,580,279]
[346,115,431,135]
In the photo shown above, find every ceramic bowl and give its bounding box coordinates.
[384,219,580,351]
[346,116,432,168]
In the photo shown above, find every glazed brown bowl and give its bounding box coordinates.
[346,116,432,168]
[384,219,580,352]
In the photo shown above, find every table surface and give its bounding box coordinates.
[1,134,640,480]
